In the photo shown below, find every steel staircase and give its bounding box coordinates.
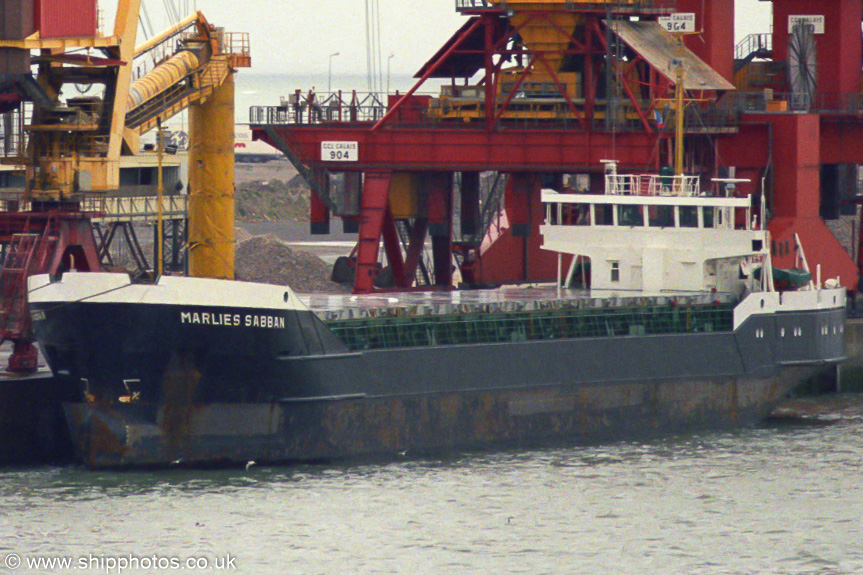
[0,222,57,340]
[734,33,773,73]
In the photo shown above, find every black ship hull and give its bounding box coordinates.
[28,273,846,468]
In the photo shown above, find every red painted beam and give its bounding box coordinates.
[354,171,391,293]
[473,183,563,284]
[715,122,770,169]
[718,114,863,179]
[427,173,454,287]
[677,0,734,83]
[309,168,330,235]
[373,16,483,131]
[767,113,820,219]
[403,218,429,282]
[252,125,658,172]
[381,209,407,287]
[820,118,863,164]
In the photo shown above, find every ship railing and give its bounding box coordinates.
[0,191,109,214]
[325,299,736,351]
[725,91,863,114]
[543,187,755,232]
[223,32,250,56]
[734,33,773,62]
[456,0,677,14]
[85,194,188,223]
[131,20,200,83]
[251,94,701,132]
[250,91,390,126]
[605,173,700,197]
[455,0,498,11]
[0,191,26,212]
[223,32,251,67]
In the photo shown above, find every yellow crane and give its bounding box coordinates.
[0,0,248,370]
[0,1,249,280]
[125,11,251,279]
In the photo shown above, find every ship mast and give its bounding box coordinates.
[674,44,685,176]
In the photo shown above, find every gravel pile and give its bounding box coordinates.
[234,226,253,244]
[235,234,349,294]
[235,179,310,222]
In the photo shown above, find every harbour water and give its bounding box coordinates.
[2,405,863,575]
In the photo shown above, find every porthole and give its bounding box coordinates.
[284,292,290,303]
[760,299,765,309]
[780,328,785,337]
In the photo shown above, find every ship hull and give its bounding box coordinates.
[62,367,819,468]
[28,273,846,468]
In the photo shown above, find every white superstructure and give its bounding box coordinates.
[541,162,769,294]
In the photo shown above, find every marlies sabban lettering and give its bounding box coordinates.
[180,311,286,329]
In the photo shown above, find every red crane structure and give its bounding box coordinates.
[251,0,863,294]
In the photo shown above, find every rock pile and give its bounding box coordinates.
[235,234,349,294]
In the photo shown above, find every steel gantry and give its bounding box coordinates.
[252,0,740,293]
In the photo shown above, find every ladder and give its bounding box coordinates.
[0,220,57,339]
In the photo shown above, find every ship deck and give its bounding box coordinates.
[300,286,739,351]
[300,285,737,322]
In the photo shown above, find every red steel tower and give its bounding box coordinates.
[252,0,862,293]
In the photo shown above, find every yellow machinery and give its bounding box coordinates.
[125,12,250,280]
[128,51,201,108]
[0,3,249,281]
[188,74,236,279]
[429,0,647,123]
[0,0,143,196]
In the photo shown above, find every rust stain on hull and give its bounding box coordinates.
[66,367,820,468]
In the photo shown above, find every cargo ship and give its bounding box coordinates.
[27,165,846,468]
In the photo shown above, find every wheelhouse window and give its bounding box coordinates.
[679,206,698,228]
[648,205,674,227]
[595,204,614,226]
[617,205,644,226]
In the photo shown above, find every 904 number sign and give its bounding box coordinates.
[321,141,358,162]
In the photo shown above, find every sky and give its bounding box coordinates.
[100,0,774,77]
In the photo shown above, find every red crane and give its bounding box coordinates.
[252,0,862,294]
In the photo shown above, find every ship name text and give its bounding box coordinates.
[180,311,286,329]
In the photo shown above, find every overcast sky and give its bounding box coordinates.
[103,0,773,76]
